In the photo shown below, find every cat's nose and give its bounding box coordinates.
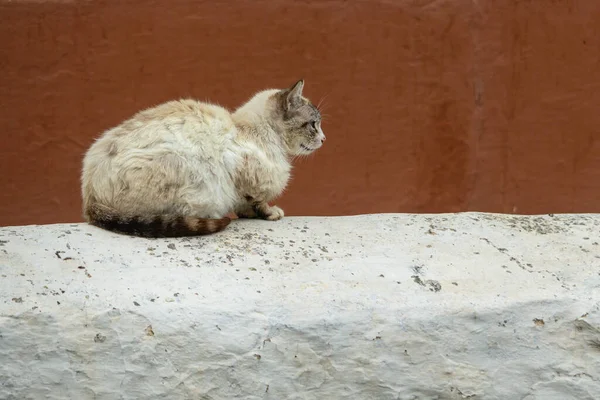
[320,135,326,144]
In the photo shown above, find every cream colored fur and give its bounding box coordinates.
[81,80,325,236]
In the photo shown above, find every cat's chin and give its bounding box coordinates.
[299,144,319,154]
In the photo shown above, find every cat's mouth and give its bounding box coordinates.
[300,144,315,152]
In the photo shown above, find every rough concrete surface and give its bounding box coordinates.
[1,213,600,399]
[2,1,600,226]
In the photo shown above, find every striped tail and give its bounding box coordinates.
[85,203,231,238]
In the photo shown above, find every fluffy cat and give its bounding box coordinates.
[81,79,325,237]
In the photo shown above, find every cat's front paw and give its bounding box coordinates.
[264,205,284,221]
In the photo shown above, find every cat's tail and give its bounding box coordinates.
[85,203,231,238]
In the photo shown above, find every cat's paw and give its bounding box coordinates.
[265,205,284,221]
[236,208,258,219]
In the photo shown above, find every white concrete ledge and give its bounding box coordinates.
[1,213,600,399]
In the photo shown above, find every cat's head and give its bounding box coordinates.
[274,80,326,156]
[234,79,326,155]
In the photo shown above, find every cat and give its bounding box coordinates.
[81,79,325,238]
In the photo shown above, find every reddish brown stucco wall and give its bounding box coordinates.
[1,1,599,226]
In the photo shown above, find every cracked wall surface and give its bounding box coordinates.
[1,1,600,226]
[1,214,600,399]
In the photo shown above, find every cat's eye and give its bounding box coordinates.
[310,121,317,130]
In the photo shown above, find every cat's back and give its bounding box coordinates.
[84,99,237,164]
[111,99,234,142]
[138,99,232,125]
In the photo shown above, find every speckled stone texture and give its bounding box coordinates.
[1,214,600,399]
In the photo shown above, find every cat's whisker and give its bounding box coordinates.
[316,91,331,113]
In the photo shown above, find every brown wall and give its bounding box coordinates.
[1,1,599,227]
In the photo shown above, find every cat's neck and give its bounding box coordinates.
[232,90,290,160]
[233,116,289,161]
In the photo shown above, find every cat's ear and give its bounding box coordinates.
[285,79,304,111]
